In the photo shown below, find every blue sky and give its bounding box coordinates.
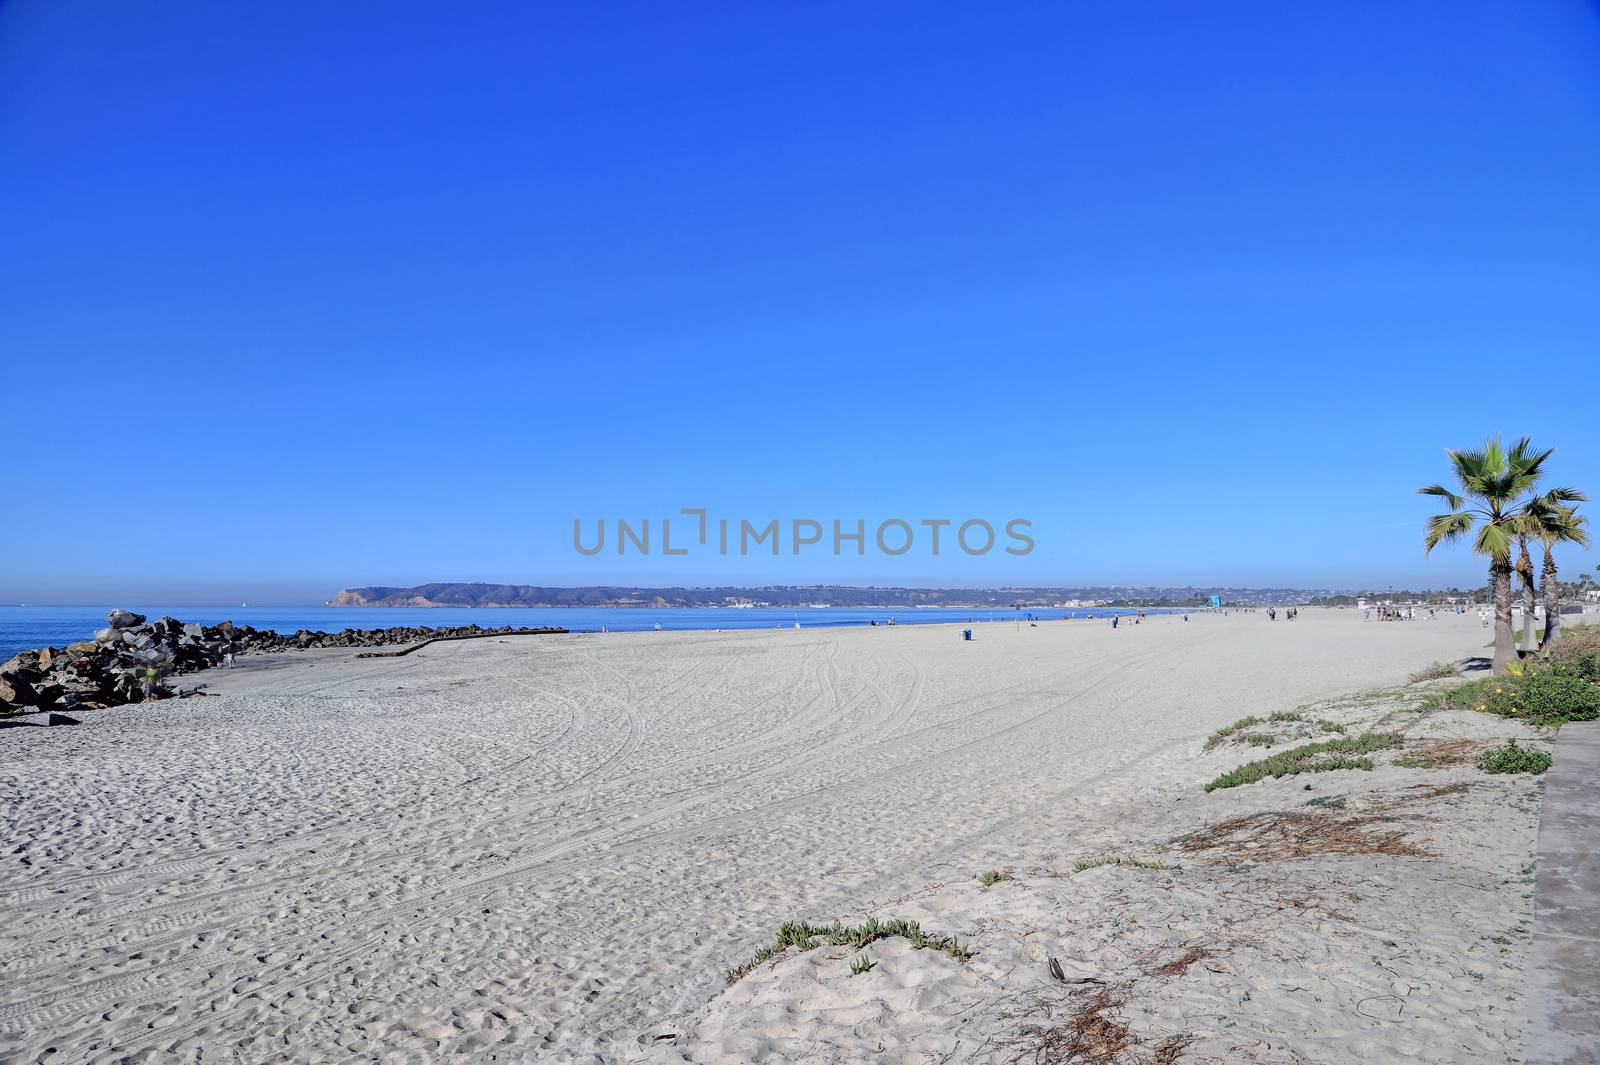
[3,2,1597,603]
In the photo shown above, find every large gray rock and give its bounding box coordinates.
[94,627,119,644]
[107,609,146,629]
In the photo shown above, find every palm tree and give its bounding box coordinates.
[1516,534,1538,650]
[1419,435,1551,674]
[1521,491,1589,649]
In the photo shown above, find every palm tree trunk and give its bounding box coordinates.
[1518,539,1537,653]
[1542,548,1562,649]
[1492,558,1515,674]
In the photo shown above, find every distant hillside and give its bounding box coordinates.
[330,584,1040,609]
[328,583,1353,609]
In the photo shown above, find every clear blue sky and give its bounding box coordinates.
[3,2,1597,604]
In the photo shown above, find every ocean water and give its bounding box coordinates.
[0,605,1173,663]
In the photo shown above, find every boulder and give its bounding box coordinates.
[2,650,41,674]
[107,609,146,629]
[0,669,45,712]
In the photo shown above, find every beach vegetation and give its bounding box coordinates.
[1268,711,1303,722]
[976,869,1013,889]
[1204,733,1403,791]
[1203,715,1259,749]
[1175,807,1425,860]
[1424,663,1600,727]
[849,953,874,976]
[1247,734,1276,747]
[1477,739,1552,775]
[725,916,970,985]
[1407,661,1458,684]
[1071,855,1162,872]
[1317,719,1347,734]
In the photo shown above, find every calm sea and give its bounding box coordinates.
[0,605,1171,663]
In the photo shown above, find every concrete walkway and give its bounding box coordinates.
[1526,721,1600,1065]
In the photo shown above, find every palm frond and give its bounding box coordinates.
[1416,484,1464,510]
[1474,519,1514,561]
[1423,511,1476,555]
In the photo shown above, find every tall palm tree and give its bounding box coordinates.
[1419,435,1551,674]
[1521,491,1589,649]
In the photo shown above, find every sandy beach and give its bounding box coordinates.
[0,609,1537,1063]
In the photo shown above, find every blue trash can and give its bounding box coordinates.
[963,628,973,641]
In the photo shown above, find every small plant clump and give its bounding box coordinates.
[1204,733,1403,792]
[1477,739,1553,775]
[1247,734,1276,747]
[1268,711,1304,723]
[1204,715,1259,750]
[850,953,874,976]
[725,916,970,985]
[1408,661,1458,684]
[1072,854,1163,873]
[977,869,1014,889]
[1317,719,1347,734]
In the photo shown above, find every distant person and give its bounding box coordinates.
[1111,615,1119,629]
[142,666,159,701]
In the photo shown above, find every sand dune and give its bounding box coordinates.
[0,609,1508,1062]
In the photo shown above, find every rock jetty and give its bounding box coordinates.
[0,612,565,716]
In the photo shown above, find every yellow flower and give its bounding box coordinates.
[1477,704,1487,711]
[1495,688,1503,694]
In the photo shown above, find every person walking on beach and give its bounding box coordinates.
[142,665,159,701]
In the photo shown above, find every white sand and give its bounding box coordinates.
[0,609,1532,1063]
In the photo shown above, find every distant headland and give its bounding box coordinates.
[327,582,1469,609]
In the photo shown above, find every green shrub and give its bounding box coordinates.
[1317,719,1347,734]
[1205,733,1403,792]
[1268,711,1304,723]
[1428,663,1600,727]
[1477,739,1552,775]
[1204,715,1259,749]
[1556,648,1600,681]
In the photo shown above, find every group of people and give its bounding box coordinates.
[1365,606,1416,621]
[1267,607,1298,621]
